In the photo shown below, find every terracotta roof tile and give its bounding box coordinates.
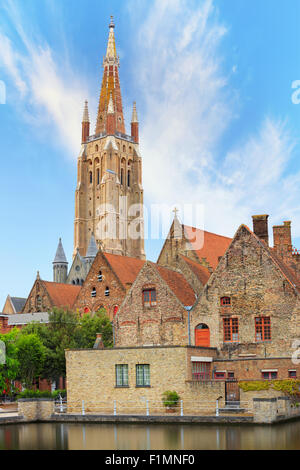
[153,263,197,306]
[103,253,145,288]
[183,225,232,270]
[43,282,81,309]
[180,255,211,286]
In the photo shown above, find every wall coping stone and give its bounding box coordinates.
[253,398,277,402]
[18,398,55,402]
[66,345,218,352]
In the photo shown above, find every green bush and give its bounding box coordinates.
[17,389,66,399]
[162,390,180,408]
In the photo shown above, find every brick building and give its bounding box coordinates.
[22,272,81,313]
[189,215,300,380]
[2,296,26,314]
[114,261,197,347]
[73,251,145,319]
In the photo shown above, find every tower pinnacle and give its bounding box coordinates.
[81,100,90,143]
[95,18,125,135]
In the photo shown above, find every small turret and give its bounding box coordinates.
[53,238,68,283]
[131,101,139,143]
[81,100,90,143]
[84,233,98,272]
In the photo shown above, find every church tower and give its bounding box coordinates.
[73,17,145,260]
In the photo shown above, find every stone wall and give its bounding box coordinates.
[66,346,223,415]
[115,264,189,347]
[18,399,54,422]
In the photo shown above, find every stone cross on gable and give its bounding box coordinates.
[173,207,179,218]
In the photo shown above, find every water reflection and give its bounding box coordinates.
[0,422,300,450]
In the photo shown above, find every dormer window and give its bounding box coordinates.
[91,287,96,298]
[143,288,157,307]
[105,286,110,297]
[98,271,103,282]
[221,296,231,306]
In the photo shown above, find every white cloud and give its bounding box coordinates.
[0,2,90,156]
[132,0,299,239]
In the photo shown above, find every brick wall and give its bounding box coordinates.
[114,264,189,347]
[73,252,126,319]
[191,225,300,358]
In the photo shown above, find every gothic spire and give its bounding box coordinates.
[85,233,98,260]
[95,17,125,135]
[53,238,68,264]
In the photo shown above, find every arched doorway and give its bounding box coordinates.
[195,323,210,347]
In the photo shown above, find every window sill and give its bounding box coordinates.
[115,386,129,389]
[135,385,151,388]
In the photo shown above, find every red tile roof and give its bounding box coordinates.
[181,255,211,286]
[183,225,232,270]
[43,282,81,309]
[153,263,197,306]
[103,253,145,288]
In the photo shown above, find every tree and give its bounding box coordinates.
[16,333,46,389]
[0,329,19,396]
[75,308,113,349]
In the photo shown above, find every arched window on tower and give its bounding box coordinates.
[97,168,100,185]
[121,168,124,185]
[127,170,130,188]
[89,171,93,184]
[105,286,110,297]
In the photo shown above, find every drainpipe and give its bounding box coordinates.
[112,321,115,347]
[186,307,192,346]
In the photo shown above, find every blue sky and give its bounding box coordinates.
[0,0,300,308]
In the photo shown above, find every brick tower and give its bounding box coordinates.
[73,17,145,260]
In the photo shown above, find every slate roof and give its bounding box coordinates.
[85,234,98,259]
[0,312,49,326]
[183,225,232,270]
[53,238,68,264]
[10,297,26,313]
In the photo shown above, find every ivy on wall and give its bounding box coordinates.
[239,379,300,397]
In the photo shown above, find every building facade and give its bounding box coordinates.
[73,17,145,261]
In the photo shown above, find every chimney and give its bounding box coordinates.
[252,215,269,246]
[93,333,104,350]
[273,221,292,255]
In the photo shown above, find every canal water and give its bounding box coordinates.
[1,421,300,450]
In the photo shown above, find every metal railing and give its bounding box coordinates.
[54,398,251,417]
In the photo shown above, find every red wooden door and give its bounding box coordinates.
[195,326,210,347]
